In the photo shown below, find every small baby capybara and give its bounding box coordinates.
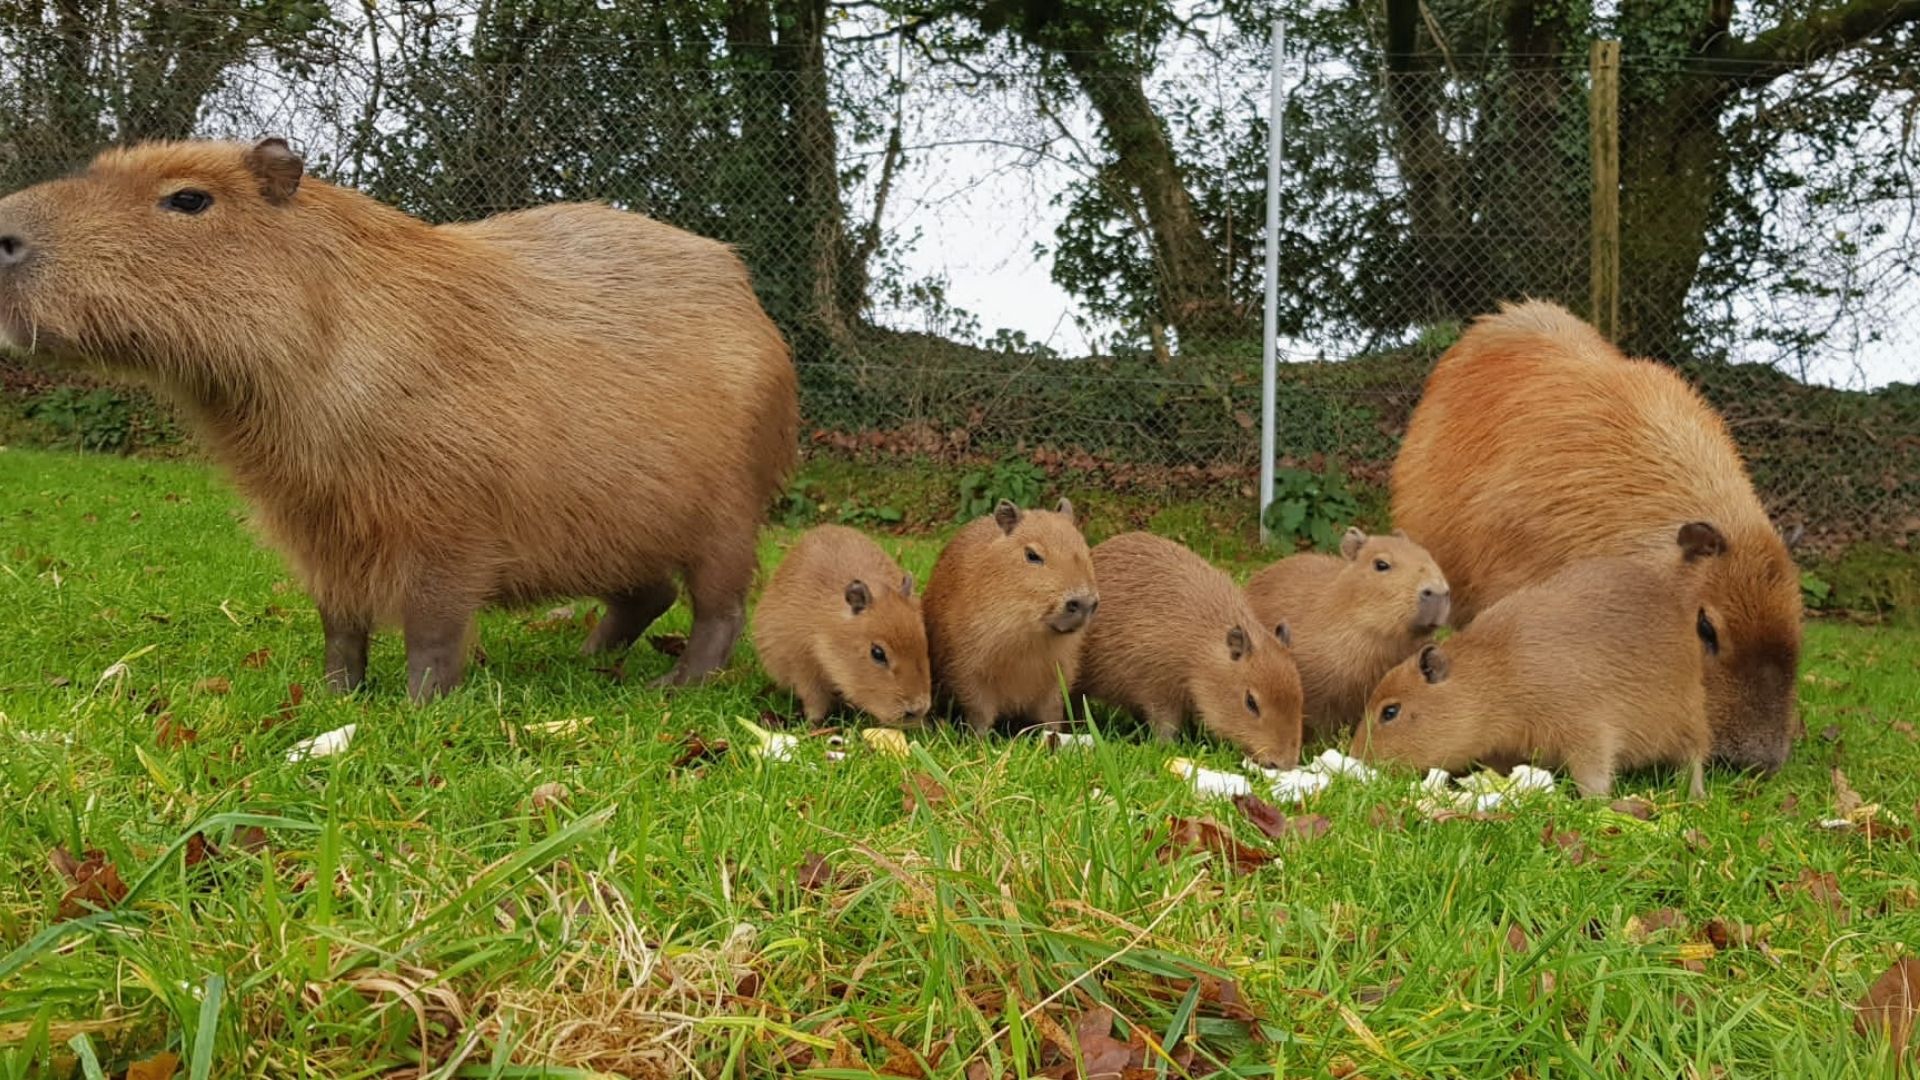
[0,140,798,699]
[1077,532,1304,767]
[1391,300,1801,772]
[1245,527,1450,738]
[1350,522,1730,799]
[752,525,932,726]
[922,499,1097,733]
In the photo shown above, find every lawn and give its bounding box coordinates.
[1,446,1917,1079]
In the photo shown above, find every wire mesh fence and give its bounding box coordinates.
[0,5,1914,557]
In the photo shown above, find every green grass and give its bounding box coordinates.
[0,446,1916,1078]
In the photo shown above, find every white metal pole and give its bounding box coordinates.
[1258,17,1285,545]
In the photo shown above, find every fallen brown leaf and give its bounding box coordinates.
[1832,768,1865,819]
[125,1051,181,1080]
[1892,720,1915,739]
[1854,957,1920,1059]
[231,826,271,854]
[1507,923,1530,953]
[530,782,571,810]
[1232,793,1288,840]
[1627,907,1687,942]
[1781,794,1801,814]
[1683,829,1711,851]
[1288,813,1333,841]
[242,647,272,670]
[1428,808,1515,823]
[1366,804,1404,831]
[155,713,197,749]
[648,634,688,658]
[1609,797,1656,821]
[1155,816,1275,874]
[669,732,729,770]
[1783,868,1849,916]
[184,833,218,868]
[758,707,798,730]
[902,772,948,813]
[1820,724,1843,743]
[795,851,839,892]
[1354,978,1403,1005]
[51,847,128,919]
[1541,824,1592,866]
[194,676,231,695]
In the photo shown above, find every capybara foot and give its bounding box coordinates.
[581,581,678,656]
[321,609,371,694]
[404,607,475,702]
[672,605,745,683]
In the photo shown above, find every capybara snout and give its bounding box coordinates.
[1050,591,1099,633]
[1416,585,1452,630]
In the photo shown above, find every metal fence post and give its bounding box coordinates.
[1258,16,1286,545]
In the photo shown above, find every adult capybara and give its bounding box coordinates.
[0,139,797,699]
[1078,532,1304,766]
[1392,300,1801,772]
[752,525,932,726]
[922,499,1097,734]
[1351,522,1727,799]
[1245,527,1449,738]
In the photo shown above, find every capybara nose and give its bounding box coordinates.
[1049,597,1091,633]
[1417,586,1452,628]
[0,233,27,268]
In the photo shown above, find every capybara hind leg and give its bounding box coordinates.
[404,601,478,702]
[1142,702,1184,743]
[582,580,678,656]
[1568,754,1615,799]
[1686,759,1706,801]
[321,608,372,694]
[659,545,753,686]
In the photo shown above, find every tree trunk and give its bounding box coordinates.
[1058,49,1238,346]
[1616,75,1730,358]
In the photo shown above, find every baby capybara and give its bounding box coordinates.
[1245,527,1450,738]
[922,499,1097,733]
[1077,532,1304,767]
[0,139,798,699]
[752,525,932,726]
[1350,522,1729,799]
[1391,300,1801,772]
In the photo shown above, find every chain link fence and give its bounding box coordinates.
[0,7,1914,560]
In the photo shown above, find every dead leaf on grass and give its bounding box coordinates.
[155,713,197,748]
[194,676,231,695]
[50,847,128,919]
[902,772,948,813]
[1609,797,1656,821]
[1892,720,1915,740]
[125,1051,180,1080]
[1541,824,1593,866]
[242,647,272,669]
[530,782,571,810]
[1155,816,1275,874]
[1366,804,1404,831]
[795,851,840,892]
[1854,957,1920,1059]
[1506,923,1530,953]
[231,826,271,854]
[668,732,729,770]
[1231,794,1329,842]
[1626,907,1687,942]
[1832,768,1865,818]
[1782,868,1849,917]
[184,833,218,868]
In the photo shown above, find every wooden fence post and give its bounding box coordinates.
[1589,39,1621,342]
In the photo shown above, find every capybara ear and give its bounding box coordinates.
[993,500,1021,535]
[845,579,871,615]
[1418,642,1450,684]
[244,137,304,205]
[898,572,914,598]
[1275,621,1292,647]
[1677,521,1728,562]
[1340,527,1367,560]
[1226,625,1250,661]
[1392,528,1409,540]
[1055,497,1075,522]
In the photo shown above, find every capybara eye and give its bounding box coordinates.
[163,190,214,215]
[1373,558,1391,572]
[869,643,889,666]
[1244,690,1260,715]
[1025,547,1044,565]
[1380,703,1401,723]
[1696,608,1720,656]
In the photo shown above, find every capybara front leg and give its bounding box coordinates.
[1568,753,1615,799]
[659,544,753,686]
[404,601,477,702]
[1029,685,1068,732]
[582,579,678,656]
[321,608,372,694]
[796,676,837,724]
[1686,758,1706,801]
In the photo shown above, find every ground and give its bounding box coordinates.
[0,447,1916,1079]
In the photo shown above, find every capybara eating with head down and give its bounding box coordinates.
[752,525,932,726]
[1391,301,1802,772]
[0,139,798,699]
[922,499,1098,734]
[1350,522,1729,799]
[1078,532,1304,767]
[1244,527,1449,738]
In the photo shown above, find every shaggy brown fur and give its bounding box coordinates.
[1078,532,1304,767]
[752,525,931,726]
[1350,523,1728,799]
[0,139,798,699]
[1245,527,1449,738]
[1391,300,1802,772]
[922,499,1097,734]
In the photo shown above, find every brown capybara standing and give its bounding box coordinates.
[1245,527,1450,739]
[1077,532,1304,766]
[922,499,1097,734]
[1391,300,1802,772]
[1350,522,1729,799]
[0,139,797,699]
[752,525,932,726]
